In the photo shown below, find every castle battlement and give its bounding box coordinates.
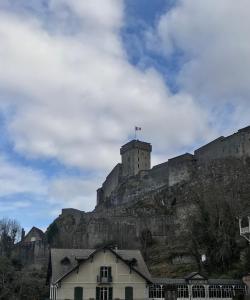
[97,126,250,208]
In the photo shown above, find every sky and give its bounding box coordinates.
[0,0,250,232]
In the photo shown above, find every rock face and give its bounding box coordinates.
[34,126,250,275]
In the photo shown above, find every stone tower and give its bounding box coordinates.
[120,140,152,177]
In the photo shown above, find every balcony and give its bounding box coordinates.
[240,226,250,234]
[97,275,113,284]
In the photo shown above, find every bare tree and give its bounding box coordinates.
[0,218,21,257]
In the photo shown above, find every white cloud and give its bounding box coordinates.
[0,1,211,175]
[48,176,101,211]
[0,200,31,212]
[0,155,46,197]
[0,153,100,212]
[152,0,250,116]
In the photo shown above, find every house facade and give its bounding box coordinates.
[48,247,152,300]
[48,247,247,300]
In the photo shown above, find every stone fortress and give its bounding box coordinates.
[18,125,250,276]
[96,125,250,208]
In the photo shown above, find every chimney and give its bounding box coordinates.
[21,228,25,241]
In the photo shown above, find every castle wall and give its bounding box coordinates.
[148,162,169,187]
[97,126,250,208]
[195,126,250,161]
[168,153,195,187]
[101,163,122,200]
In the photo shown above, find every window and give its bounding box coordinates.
[221,286,233,298]
[209,285,221,298]
[96,287,113,300]
[192,285,205,298]
[100,266,108,278]
[177,285,189,298]
[74,287,83,300]
[234,285,245,297]
[149,284,164,298]
[100,266,112,278]
[125,287,133,300]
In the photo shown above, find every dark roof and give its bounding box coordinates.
[152,278,244,285]
[50,247,152,284]
[29,226,44,236]
[23,226,45,242]
[184,272,207,280]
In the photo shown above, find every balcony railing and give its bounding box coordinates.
[240,226,250,234]
[97,275,113,284]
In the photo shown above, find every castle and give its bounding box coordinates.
[97,125,250,207]
[17,125,250,276]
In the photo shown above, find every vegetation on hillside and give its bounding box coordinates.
[0,218,49,300]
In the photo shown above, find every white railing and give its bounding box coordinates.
[240,227,250,234]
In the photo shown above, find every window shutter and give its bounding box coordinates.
[109,287,113,300]
[108,267,112,278]
[74,287,83,300]
[125,287,133,300]
[96,287,100,300]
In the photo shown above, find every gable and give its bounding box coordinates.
[23,227,44,243]
[185,272,208,284]
[61,250,148,285]
[50,247,152,284]
[191,274,205,279]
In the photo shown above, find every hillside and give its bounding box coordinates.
[47,156,250,277]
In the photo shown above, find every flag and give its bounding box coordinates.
[135,126,141,131]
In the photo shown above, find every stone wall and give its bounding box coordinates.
[98,163,122,205]
[168,153,195,187]
[14,239,49,270]
[97,126,250,208]
[195,126,250,161]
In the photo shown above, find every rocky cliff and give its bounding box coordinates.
[46,156,250,277]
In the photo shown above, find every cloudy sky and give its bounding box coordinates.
[0,0,249,231]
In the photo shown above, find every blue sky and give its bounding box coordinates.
[0,0,250,232]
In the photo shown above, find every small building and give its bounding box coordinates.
[14,226,48,269]
[47,246,152,300]
[47,247,247,300]
[151,272,246,300]
[22,226,45,243]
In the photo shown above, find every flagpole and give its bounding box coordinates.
[134,127,137,140]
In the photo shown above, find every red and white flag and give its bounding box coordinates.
[135,126,141,131]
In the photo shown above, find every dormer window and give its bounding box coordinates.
[61,256,71,266]
[98,266,112,284]
[100,266,109,278]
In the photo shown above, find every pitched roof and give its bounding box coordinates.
[184,272,207,280]
[50,247,152,284]
[22,226,45,243]
[27,226,44,236]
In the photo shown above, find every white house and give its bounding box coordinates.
[47,247,246,300]
[48,247,152,300]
